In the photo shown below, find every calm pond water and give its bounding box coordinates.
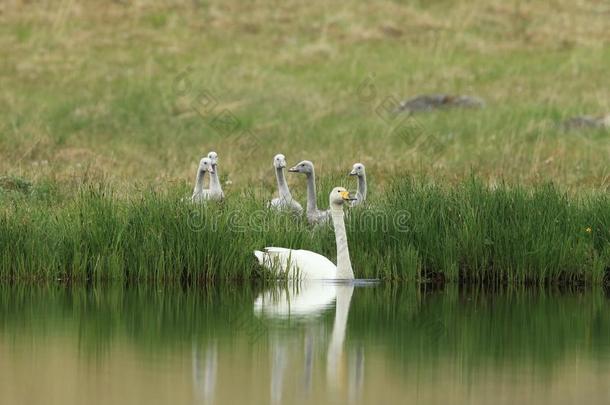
[1,283,610,405]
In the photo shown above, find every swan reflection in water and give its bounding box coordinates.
[191,340,218,403]
[255,281,365,405]
[191,281,366,404]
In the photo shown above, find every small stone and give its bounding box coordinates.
[396,94,486,113]
[562,114,610,130]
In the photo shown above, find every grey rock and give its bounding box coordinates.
[562,114,610,130]
[396,94,486,113]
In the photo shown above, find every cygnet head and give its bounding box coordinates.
[273,154,287,169]
[288,160,314,175]
[207,151,218,166]
[349,163,365,177]
[198,157,214,174]
[329,186,355,208]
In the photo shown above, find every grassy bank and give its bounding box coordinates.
[1,177,608,285]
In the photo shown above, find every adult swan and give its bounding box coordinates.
[254,187,356,279]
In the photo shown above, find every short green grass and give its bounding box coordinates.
[0,0,608,193]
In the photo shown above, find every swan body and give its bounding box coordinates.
[289,160,330,224]
[269,197,302,212]
[308,209,331,224]
[207,151,224,201]
[254,187,356,280]
[349,163,367,207]
[254,247,337,279]
[191,157,215,203]
[269,154,303,213]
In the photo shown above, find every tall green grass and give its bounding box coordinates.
[1,177,608,285]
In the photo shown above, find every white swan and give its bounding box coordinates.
[288,160,330,224]
[349,163,367,207]
[206,151,225,201]
[191,157,215,203]
[269,154,303,214]
[254,187,356,279]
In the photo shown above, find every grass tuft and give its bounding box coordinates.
[1,177,608,285]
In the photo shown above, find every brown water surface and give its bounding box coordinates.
[1,284,609,405]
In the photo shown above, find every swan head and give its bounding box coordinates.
[207,151,218,166]
[349,163,365,177]
[273,154,287,169]
[288,160,314,175]
[198,157,214,174]
[329,186,355,208]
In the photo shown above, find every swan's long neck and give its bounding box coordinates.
[193,170,206,194]
[357,174,367,202]
[331,208,354,279]
[210,165,222,194]
[275,167,292,199]
[306,172,318,214]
